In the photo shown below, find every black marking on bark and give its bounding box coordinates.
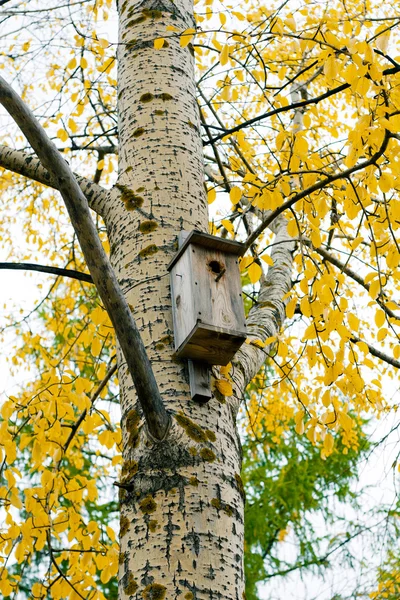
[120,514,130,537]
[205,564,216,580]
[165,507,180,566]
[184,528,200,556]
[127,15,148,27]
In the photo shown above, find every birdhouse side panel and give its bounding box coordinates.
[190,246,246,333]
[170,250,197,352]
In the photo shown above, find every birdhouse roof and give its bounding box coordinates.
[167,230,246,271]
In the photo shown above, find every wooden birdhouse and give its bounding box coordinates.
[168,230,247,367]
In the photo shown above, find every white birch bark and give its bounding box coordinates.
[0,145,107,213]
[102,1,246,598]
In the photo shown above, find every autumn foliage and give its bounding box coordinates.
[0,0,399,597]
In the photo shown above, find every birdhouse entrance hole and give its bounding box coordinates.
[208,259,226,281]
[208,259,222,274]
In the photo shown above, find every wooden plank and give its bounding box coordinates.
[170,248,196,351]
[175,322,247,365]
[167,229,245,272]
[188,360,212,403]
[171,230,213,402]
[190,246,246,334]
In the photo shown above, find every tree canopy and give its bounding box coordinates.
[0,0,399,598]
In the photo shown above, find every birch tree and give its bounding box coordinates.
[0,0,399,598]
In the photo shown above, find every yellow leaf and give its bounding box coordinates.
[67,57,77,70]
[57,129,68,142]
[295,419,304,435]
[221,219,234,236]
[219,13,227,26]
[368,279,381,299]
[180,28,195,48]
[229,186,241,203]
[91,337,102,357]
[374,309,385,328]
[324,432,334,454]
[377,328,388,342]
[220,44,229,66]
[80,57,88,68]
[207,188,216,204]
[68,118,78,133]
[220,362,232,377]
[215,379,233,396]
[97,57,114,73]
[261,254,274,266]
[248,262,262,284]
[154,38,165,50]
[286,296,297,318]
[321,390,331,407]
[347,312,360,332]
[379,173,393,193]
[324,55,337,81]
[287,219,299,238]
[232,11,245,20]
[22,41,30,52]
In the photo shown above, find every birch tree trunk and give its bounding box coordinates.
[101,1,246,598]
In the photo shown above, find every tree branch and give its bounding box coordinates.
[0,262,93,283]
[0,144,107,215]
[62,362,118,458]
[232,217,295,391]
[205,62,400,145]
[244,130,391,250]
[305,242,399,321]
[0,76,170,441]
[350,336,400,370]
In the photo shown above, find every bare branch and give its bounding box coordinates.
[0,262,93,283]
[0,76,170,441]
[0,144,107,215]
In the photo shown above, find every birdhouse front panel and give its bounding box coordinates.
[168,231,247,365]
